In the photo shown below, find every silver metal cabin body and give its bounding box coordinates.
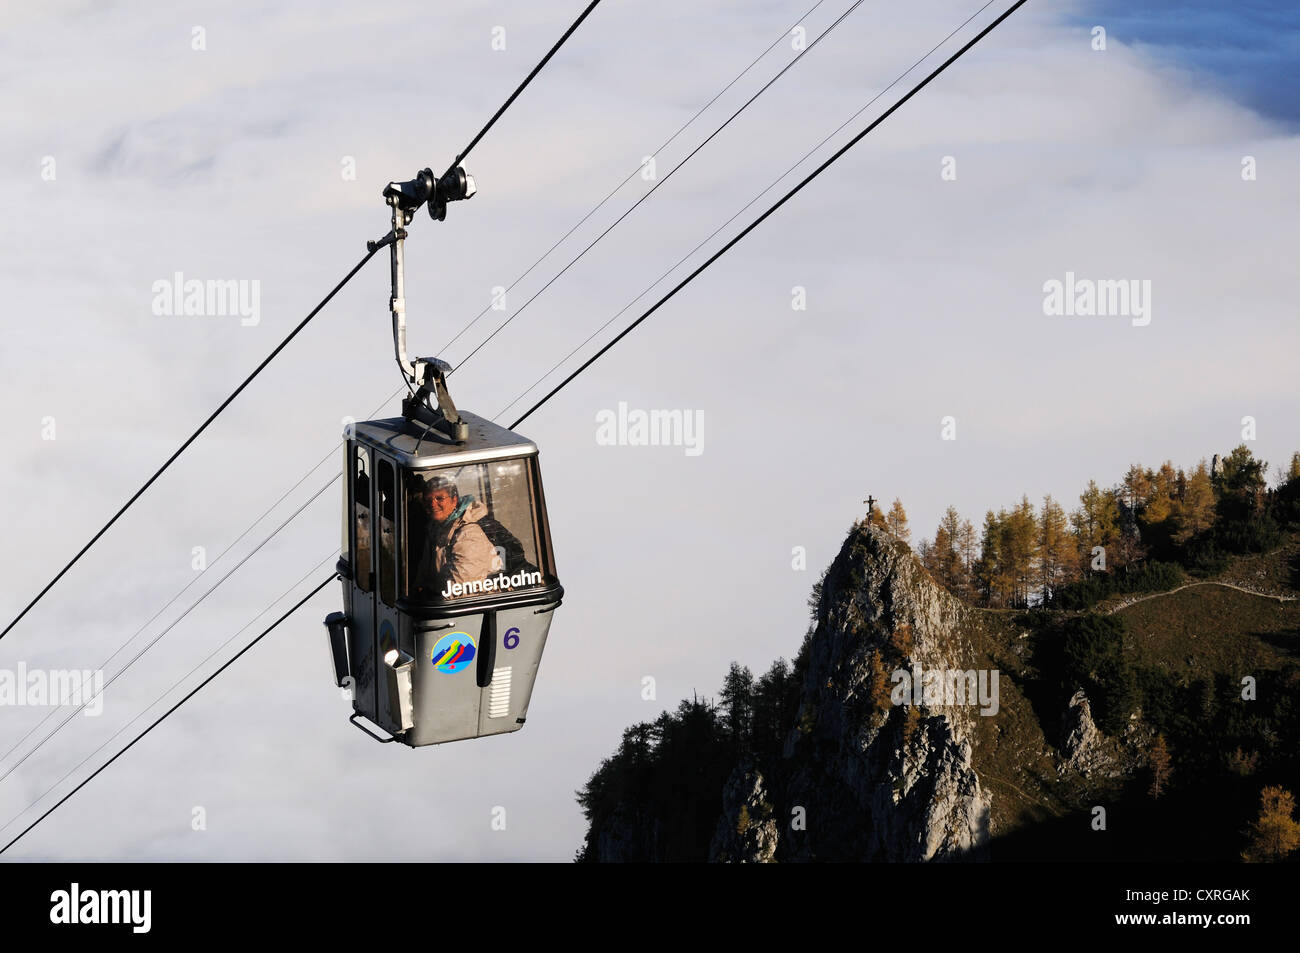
[327,411,563,746]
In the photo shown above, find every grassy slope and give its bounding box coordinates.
[951,533,1299,857]
[1118,585,1299,676]
[962,611,1077,837]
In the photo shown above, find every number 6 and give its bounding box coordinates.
[503,627,520,650]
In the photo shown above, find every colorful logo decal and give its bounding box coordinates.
[430,631,476,674]
[379,620,397,656]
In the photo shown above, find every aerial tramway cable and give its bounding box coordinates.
[0,371,417,776]
[0,564,340,856]
[0,0,858,775]
[447,0,604,179]
[0,0,1029,855]
[509,0,1027,430]
[0,0,605,643]
[447,0,864,370]
[0,477,338,784]
[437,0,831,357]
[0,254,374,643]
[496,0,1001,423]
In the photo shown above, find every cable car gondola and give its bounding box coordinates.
[324,165,563,746]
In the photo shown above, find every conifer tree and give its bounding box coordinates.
[1242,786,1300,862]
[868,651,891,713]
[1148,734,1172,800]
[1218,444,1267,495]
[957,518,978,597]
[1004,496,1039,607]
[1039,494,1073,601]
[1218,444,1268,519]
[1072,480,1120,572]
[1140,461,1177,528]
[885,498,910,542]
[975,510,1004,607]
[889,623,915,657]
[1121,463,1154,512]
[919,506,976,599]
[1173,459,1217,543]
[718,663,754,748]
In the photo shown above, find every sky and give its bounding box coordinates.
[0,0,1297,861]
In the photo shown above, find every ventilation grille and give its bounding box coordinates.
[488,667,513,718]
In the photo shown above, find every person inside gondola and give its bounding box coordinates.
[414,476,500,599]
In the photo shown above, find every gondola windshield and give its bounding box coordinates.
[404,459,549,604]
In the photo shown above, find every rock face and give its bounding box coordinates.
[1061,690,1102,772]
[1060,689,1122,779]
[579,517,1167,861]
[776,524,991,861]
[590,803,663,863]
[709,759,779,863]
[677,524,994,862]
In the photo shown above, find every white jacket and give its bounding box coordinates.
[435,499,500,585]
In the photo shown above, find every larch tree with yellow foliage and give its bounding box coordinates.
[1242,786,1300,863]
[1039,494,1074,601]
[1173,459,1217,544]
[1072,480,1120,573]
[1148,734,1172,800]
[885,498,910,543]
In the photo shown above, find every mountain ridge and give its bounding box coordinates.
[576,518,1300,862]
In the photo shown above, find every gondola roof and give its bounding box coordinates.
[353,410,537,469]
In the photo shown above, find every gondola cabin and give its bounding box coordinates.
[325,410,563,746]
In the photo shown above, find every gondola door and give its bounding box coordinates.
[372,455,407,734]
[348,443,377,723]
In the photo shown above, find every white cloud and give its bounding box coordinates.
[0,0,1296,860]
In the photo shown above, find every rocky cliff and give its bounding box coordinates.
[759,523,994,861]
[581,522,1186,862]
